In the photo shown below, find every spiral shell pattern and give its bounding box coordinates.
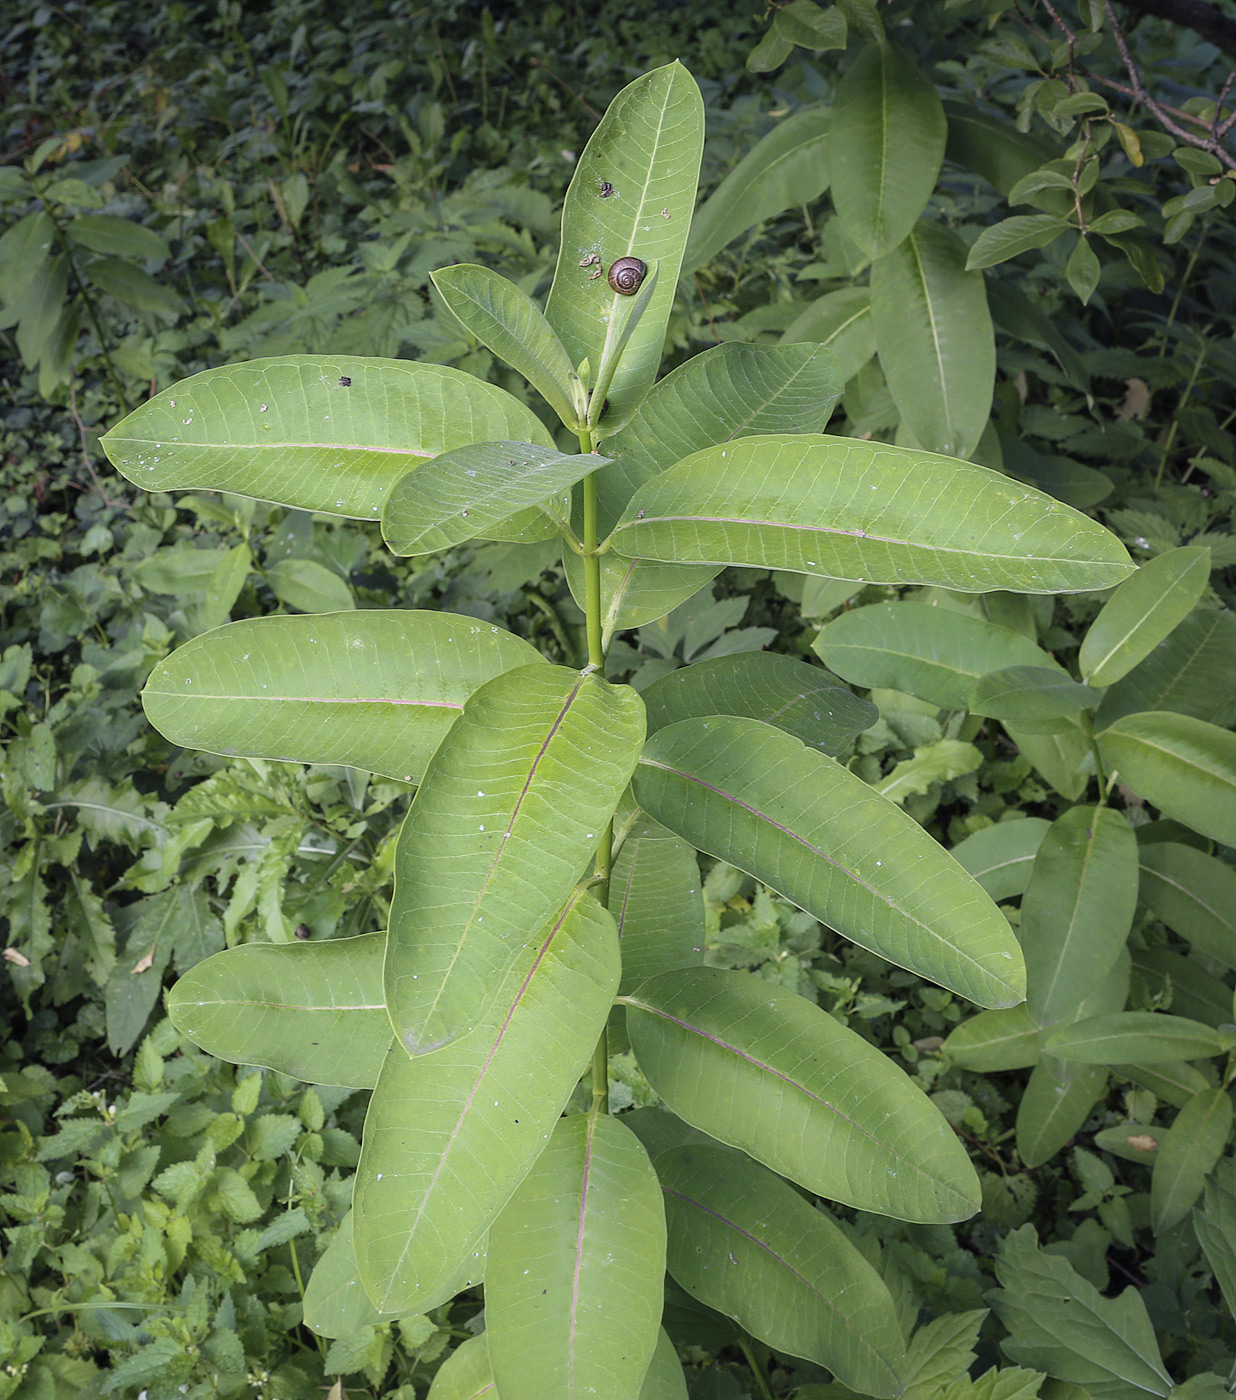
[607,257,647,295]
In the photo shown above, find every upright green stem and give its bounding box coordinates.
[580,424,611,1117]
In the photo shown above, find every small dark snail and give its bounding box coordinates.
[608,257,647,295]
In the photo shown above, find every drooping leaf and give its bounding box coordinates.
[1015,1058,1107,1169]
[385,665,643,1054]
[990,1225,1172,1397]
[611,436,1134,595]
[871,223,994,458]
[1098,712,1236,848]
[425,1334,495,1400]
[815,603,1053,710]
[486,1115,665,1400]
[354,889,619,1314]
[968,667,1099,734]
[430,263,579,427]
[544,62,704,429]
[168,934,392,1088]
[1045,1013,1235,1065]
[625,965,981,1222]
[1020,806,1138,1028]
[141,611,543,784]
[1137,843,1236,971]
[829,45,947,258]
[780,286,876,384]
[659,1143,906,1397]
[640,652,876,756]
[612,816,705,993]
[951,819,1050,900]
[100,355,553,518]
[1079,548,1210,686]
[684,108,831,273]
[634,717,1024,1007]
[1150,1087,1233,1234]
[1008,721,1091,802]
[381,441,594,556]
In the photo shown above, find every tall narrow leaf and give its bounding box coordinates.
[1150,1088,1233,1234]
[1138,843,1236,971]
[612,817,705,992]
[385,665,643,1054]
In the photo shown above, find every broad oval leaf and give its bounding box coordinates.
[1045,1012,1234,1064]
[265,557,353,614]
[871,222,994,458]
[633,716,1024,1007]
[683,108,831,274]
[167,934,392,1088]
[142,611,544,784]
[430,263,579,428]
[612,815,705,993]
[829,45,947,258]
[544,62,704,429]
[1150,1088,1233,1235]
[640,652,876,756]
[1015,1057,1108,1169]
[640,1330,689,1400]
[968,666,1099,734]
[381,441,594,556]
[1009,720,1090,802]
[426,1334,495,1400]
[1079,547,1210,686]
[100,355,553,518]
[943,1004,1040,1072]
[1021,806,1138,1028]
[780,286,876,384]
[1099,712,1236,849]
[487,1115,666,1400]
[659,1143,906,1396]
[611,436,1134,595]
[354,889,619,1313]
[1138,842,1236,972]
[386,665,643,1054]
[625,965,981,1221]
[815,602,1053,709]
[965,214,1070,270]
[951,818,1050,900]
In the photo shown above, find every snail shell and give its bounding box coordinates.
[608,257,647,295]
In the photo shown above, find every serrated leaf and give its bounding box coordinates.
[354,889,618,1314]
[168,934,392,1088]
[626,965,981,1221]
[612,436,1134,595]
[875,740,983,805]
[101,355,553,518]
[487,1115,665,1400]
[142,610,543,784]
[1150,1088,1232,1234]
[901,1310,986,1400]
[659,1143,906,1396]
[385,665,643,1054]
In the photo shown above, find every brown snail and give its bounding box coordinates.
[608,257,647,295]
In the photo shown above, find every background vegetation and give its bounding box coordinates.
[3,0,1236,1396]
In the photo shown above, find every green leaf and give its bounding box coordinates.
[773,1,848,50]
[1096,607,1236,728]
[383,666,638,1052]
[100,355,553,518]
[430,263,579,427]
[1138,843,1236,972]
[82,256,184,316]
[901,1311,986,1400]
[1045,1013,1234,1064]
[266,557,353,613]
[1079,548,1211,686]
[487,1116,665,1400]
[1065,236,1101,305]
[1112,1060,1212,1111]
[354,888,619,1314]
[626,965,981,1221]
[875,740,983,805]
[142,610,543,784]
[780,286,876,384]
[0,210,55,293]
[203,542,252,629]
[943,1004,1040,1072]
[587,259,662,430]
[747,27,794,73]
[634,716,1023,1007]
[67,214,170,263]
[965,215,1070,270]
[382,441,593,556]
[1098,712,1236,848]
[13,251,68,368]
[639,1330,689,1400]
[1021,806,1138,1028]
[830,45,947,258]
[1150,1088,1232,1234]
[640,652,876,756]
[684,108,831,273]
[425,1334,494,1400]
[612,436,1134,595]
[815,603,1053,709]
[1195,1157,1236,1319]
[1008,721,1091,802]
[385,666,643,1054]
[612,816,705,993]
[544,62,704,429]
[872,223,995,458]
[659,1143,906,1396]
[1016,1058,1108,1170]
[968,667,1099,734]
[990,1225,1172,1397]
[168,933,392,1088]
